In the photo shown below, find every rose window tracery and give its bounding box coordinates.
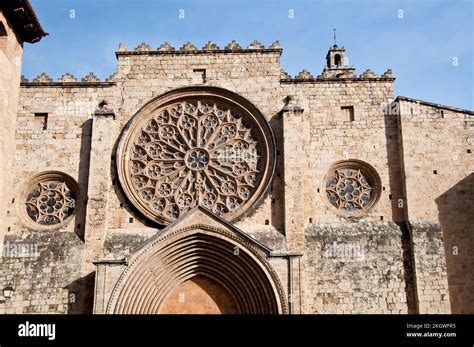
[323,161,381,215]
[21,172,79,229]
[117,91,275,225]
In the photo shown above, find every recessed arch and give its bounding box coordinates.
[159,275,239,314]
[106,221,288,314]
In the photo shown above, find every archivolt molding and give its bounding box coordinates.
[106,222,288,314]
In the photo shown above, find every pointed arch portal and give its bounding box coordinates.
[104,212,287,314]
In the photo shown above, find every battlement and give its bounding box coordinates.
[280,67,395,82]
[115,40,282,56]
[20,40,395,87]
[20,72,116,87]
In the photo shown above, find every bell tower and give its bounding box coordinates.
[326,44,348,68]
[321,37,356,79]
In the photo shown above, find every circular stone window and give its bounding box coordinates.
[323,160,381,216]
[19,172,79,230]
[117,88,276,225]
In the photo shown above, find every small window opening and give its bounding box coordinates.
[34,113,48,131]
[341,106,354,122]
[192,69,206,84]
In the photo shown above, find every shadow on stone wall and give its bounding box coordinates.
[268,113,285,234]
[76,118,93,241]
[383,111,417,313]
[382,112,405,222]
[65,272,95,314]
[397,222,417,314]
[436,173,474,313]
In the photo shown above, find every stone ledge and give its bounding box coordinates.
[115,48,283,57]
[396,96,474,115]
[281,77,396,83]
[20,82,116,88]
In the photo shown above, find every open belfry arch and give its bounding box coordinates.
[95,207,288,314]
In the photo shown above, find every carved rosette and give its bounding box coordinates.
[117,89,275,224]
[19,172,80,230]
[26,181,75,225]
[323,160,381,216]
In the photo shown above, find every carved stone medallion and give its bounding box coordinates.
[117,88,275,225]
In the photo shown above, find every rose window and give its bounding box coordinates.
[117,90,275,224]
[21,172,79,228]
[324,161,381,215]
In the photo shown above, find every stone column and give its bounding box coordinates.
[82,106,115,274]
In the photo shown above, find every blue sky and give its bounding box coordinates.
[25,0,473,110]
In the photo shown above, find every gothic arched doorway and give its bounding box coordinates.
[159,275,238,314]
[103,208,288,314]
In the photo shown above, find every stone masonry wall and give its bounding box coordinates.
[304,222,416,313]
[398,99,473,313]
[0,82,115,313]
[0,10,23,253]
[3,42,469,314]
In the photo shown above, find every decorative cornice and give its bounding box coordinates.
[22,71,116,87]
[81,72,101,83]
[134,42,152,52]
[21,81,115,88]
[180,42,198,52]
[281,76,396,83]
[248,40,264,50]
[116,40,282,57]
[202,41,219,51]
[58,73,77,83]
[225,40,241,50]
[32,72,53,83]
[296,69,313,79]
[158,42,175,52]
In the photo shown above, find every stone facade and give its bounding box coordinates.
[1,2,472,314]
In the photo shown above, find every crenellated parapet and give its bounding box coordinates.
[280,67,395,82]
[58,73,77,82]
[32,72,53,83]
[277,44,396,82]
[21,72,115,87]
[81,72,101,83]
[20,40,395,87]
[114,40,283,56]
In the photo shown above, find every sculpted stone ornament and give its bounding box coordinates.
[323,160,381,216]
[26,181,75,225]
[20,172,80,230]
[117,88,275,225]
